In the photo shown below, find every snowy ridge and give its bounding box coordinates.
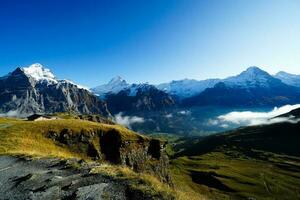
[91,76,130,96]
[274,71,300,87]
[22,63,58,84]
[223,66,272,87]
[157,78,220,98]
[59,79,91,91]
[21,63,90,91]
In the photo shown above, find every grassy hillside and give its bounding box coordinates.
[0,116,208,200]
[0,117,142,159]
[171,150,300,200]
[164,121,300,200]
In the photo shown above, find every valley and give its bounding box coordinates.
[0,64,300,199]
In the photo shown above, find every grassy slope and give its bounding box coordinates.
[171,150,300,200]
[0,117,205,200]
[158,122,300,200]
[0,117,142,159]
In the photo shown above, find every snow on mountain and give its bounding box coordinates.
[274,71,300,87]
[127,83,153,96]
[20,63,90,91]
[22,63,58,84]
[157,78,220,98]
[92,76,129,96]
[59,80,91,91]
[223,66,278,88]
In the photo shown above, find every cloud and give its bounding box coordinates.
[165,113,173,118]
[177,110,191,115]
[208,104,300,128]
[114,112,144,128]
[0,110,23,118]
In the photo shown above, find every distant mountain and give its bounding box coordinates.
[104,83,176,113]
[182,66,300,107]
[0,64,110,117]
[274,71,300,87]
[91,76,130,97]
[157,78,220,98]
[92,77,176,113]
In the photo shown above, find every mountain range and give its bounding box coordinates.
[0,64,110,117]
[93,66,300,110]
[1,64,300,117]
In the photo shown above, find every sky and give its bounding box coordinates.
[0,0,300,87]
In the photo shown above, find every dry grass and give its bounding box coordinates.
[91,164,207,200]
[0,117,147,159]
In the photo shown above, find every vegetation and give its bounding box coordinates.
[1,115,300,200]
[171,149,300,200]
[0,117,146,159]
[91,163,206,200]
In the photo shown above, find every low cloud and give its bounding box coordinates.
[177,110,191,115]
[114,112,144,128]
[165,113,173,118]
[208,104,300,128]
[0,110,23,118]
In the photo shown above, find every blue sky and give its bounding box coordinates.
[0,0,300,87]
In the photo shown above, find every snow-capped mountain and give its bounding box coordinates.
[223,66,282,88]
[92,77,176,113]
[104,83,176,113]
[157,78,220,98]
[182,66,300,107]
[22,63,58,84]
[274,71,300,87]
[91,76,129,97]
[0,64,110,117]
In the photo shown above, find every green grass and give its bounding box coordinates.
[0,117,147,159]
[171,150,300,200]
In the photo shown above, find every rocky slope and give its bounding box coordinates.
[0,64,110,117]
[0,156,174,200]
[104,84,176,114]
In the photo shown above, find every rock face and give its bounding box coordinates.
[47,128,172,183]
[0,65,110,117]
[0,156,173,200]
[104,84,176,114]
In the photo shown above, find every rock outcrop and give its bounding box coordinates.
[47,128,172,183]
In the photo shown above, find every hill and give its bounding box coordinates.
[168,120,300,199]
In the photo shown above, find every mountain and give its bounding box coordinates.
[0,64,110,117]
[274,71,300,87]
[104,83,176,113]
[91,76,130,97]
[92,77,176,114]
[182,66,300,107]
[157,78,220,98]
[170,110,300,199]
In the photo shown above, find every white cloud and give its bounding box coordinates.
[114,112,144,128]
[0,110,23,118]
[165,113,173,118]
[178,110,191,115]
[209,104,300,128]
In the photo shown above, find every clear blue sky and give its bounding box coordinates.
[0,0,300,87]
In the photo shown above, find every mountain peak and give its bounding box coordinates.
[224,66,276,88]
[109,76,126,84]
[274,71,300,87]
[244,66,268,75]
[21,63,57,83]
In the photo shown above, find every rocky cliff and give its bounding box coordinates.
[47,127,172,183]
[0,65,110,117]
